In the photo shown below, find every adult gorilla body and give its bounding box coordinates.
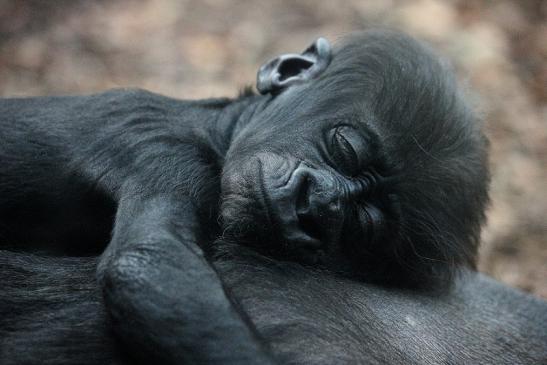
[2,247,547,364]
[1,30,540,364]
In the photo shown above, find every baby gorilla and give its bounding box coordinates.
[221,32,489,287]
[0,30,489,363]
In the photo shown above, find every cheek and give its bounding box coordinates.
[219,152,301,244]
[220,156,259,206]
[218,167,264,243]
[219,155,266,239]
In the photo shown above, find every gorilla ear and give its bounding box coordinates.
[256,37,332,95]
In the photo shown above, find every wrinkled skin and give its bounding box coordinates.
[0,30,489,364]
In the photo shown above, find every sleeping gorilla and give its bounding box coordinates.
[221,33,489,286]
[0,30,492,363]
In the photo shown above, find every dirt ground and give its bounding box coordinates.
[1,0,545,298]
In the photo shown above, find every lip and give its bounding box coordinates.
[284,226,323,249]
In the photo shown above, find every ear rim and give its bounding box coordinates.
[256,37,332,95]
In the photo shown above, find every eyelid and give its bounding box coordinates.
[331,125,363,176]
[334,129,357,159]
[337,126,363,150]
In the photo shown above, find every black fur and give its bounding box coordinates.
[0,30,501,363]
[1,246,546,364]
[220,30,489,287]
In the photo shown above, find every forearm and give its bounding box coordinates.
[98,195,275,364]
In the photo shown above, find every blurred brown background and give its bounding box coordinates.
[1,0,545,298]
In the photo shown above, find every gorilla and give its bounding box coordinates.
[1,30,539,365]
[1,248,547,364]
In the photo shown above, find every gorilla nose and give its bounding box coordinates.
[289,166,343,244]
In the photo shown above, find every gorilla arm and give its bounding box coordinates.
[74,102,275,364]
[97,191,274,365]
[0,91,275,365]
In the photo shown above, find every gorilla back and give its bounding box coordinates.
[1,247,546,365]
[1,30,492,364]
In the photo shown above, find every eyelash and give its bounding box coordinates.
[330,127,361,176]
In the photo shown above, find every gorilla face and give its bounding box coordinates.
[220,31,489,286]
[221,97,391,269]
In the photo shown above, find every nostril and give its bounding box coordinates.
[295,173,311,216]
[294,174,323,241]
[298,211,321,241]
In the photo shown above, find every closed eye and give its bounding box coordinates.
[330,126,363,176]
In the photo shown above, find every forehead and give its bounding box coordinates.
[267,31,441,120]
[243,31,455,143]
